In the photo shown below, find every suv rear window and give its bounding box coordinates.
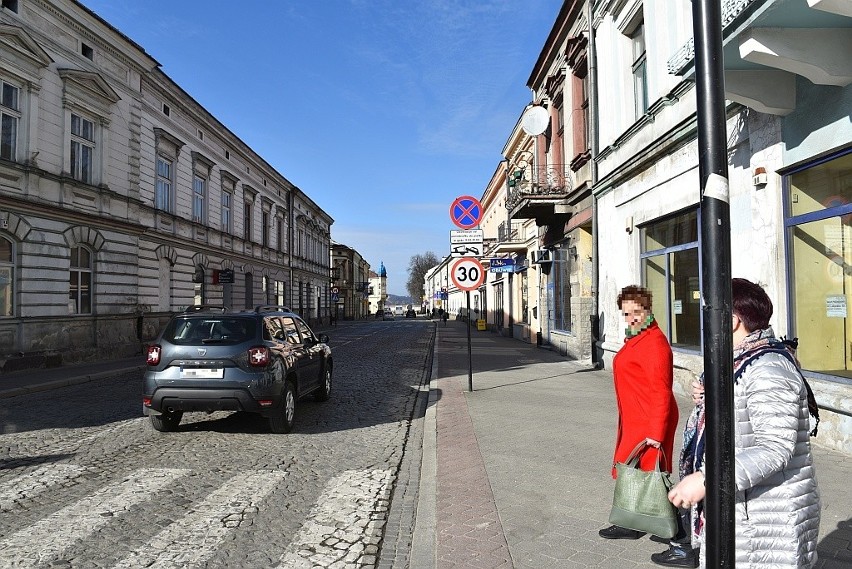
[163,317,256,345]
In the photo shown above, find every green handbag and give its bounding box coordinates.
[608,441,678,538]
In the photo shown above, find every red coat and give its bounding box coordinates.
[611,320,678,478]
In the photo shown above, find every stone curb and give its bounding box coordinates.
[0,366,145,399]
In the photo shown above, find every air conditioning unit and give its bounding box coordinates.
[532,249,551,264]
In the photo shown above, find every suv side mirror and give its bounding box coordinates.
[318,334,330,344]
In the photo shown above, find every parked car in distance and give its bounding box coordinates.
[405,309,417,318]
[394,305,404,316]
[382,308,394,320]
[143,305,332,434]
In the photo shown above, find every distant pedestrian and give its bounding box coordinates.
[599,285,679,541]
[666,278,820,568]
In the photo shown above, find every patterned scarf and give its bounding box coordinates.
[679,375,706,538]
[625,314,655,339]
[733,327,782,371]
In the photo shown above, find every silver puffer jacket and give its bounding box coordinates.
[700,351,821,568]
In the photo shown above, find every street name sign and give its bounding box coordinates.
[488,258,515,272]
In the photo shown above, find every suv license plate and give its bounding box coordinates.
[180,368,224,379]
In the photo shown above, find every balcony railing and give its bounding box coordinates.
[668,0,759,74]
[497,220,525,243]
[506,163,574,213]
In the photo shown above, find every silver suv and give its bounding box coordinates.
[143,305,332,434]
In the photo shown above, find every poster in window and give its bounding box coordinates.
[673,300,683,315]
[826,295,847,318]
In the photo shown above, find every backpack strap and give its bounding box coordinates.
[734,347,820,437]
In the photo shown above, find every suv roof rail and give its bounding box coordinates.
[254,305,292,313]
[182,305,227,313]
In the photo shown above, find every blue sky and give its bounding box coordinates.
[81,1,561,295]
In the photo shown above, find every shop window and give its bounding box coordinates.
[548,249,572,332]
[786,149,852,379]
[641,209,701,351]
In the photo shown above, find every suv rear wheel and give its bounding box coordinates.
[269,380,296,434]
[150,411,183,432]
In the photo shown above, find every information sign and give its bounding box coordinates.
[450,229,484,244]
[451,244,482,258]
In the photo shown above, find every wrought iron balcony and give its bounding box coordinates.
[497,220,525,243]
[506,163,574,223]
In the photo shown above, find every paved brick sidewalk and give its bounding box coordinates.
[436,373,512,568]
[412,319,852,569]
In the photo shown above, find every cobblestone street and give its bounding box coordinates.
[0,320,432,568]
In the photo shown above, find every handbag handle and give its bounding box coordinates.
[624,441,667,473]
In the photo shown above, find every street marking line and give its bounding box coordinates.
[0,463,88,511]
[277,469,392,568]
[0,468,189,566]
[112,470,286,569]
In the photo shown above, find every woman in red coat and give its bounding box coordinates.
[599,285,679,540]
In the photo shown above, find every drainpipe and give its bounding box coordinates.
[588,0,602,369]
[288,189,294,312]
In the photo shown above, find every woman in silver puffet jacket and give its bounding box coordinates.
[668,278,820,568]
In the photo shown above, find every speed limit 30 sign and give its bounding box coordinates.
[450,257,486,291]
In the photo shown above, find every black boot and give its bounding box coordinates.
[650,545,699,568]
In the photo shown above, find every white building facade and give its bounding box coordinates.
[0,0,332,371]
[592,0,852,452]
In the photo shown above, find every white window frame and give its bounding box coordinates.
[192,174,206,223]
[70,112,95,184]
[630,22,648,119]
[0,235,15,317]
[0,79,20,162]
[69,245,93,314]
[156,156,173,212]
[221,189,232,233]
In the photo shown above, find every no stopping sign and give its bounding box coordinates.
[450,257,485,291]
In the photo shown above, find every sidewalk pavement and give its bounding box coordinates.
[413,320,852,569]
[2,319,849,568]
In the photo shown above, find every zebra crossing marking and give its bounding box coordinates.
[0,463,88,512]
[112,470,286,568]
[0,468,189,566]
[278,469,392,568]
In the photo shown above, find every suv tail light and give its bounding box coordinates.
[147,345,162,366]
[248,346,270,367]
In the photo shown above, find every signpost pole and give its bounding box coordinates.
[693,0,734,565]
[466,290,473,392]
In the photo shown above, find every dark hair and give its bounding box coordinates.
[731,278,772,332]
[617,285,652,310]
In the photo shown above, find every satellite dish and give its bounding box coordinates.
[521,105,549,136]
